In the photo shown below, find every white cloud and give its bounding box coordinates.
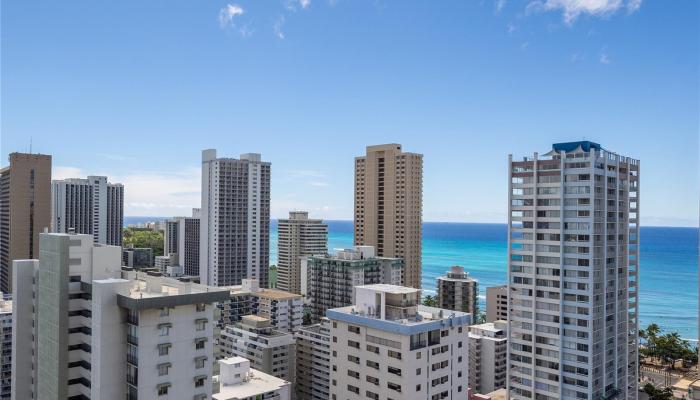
[300,0,311,9]
[285,169,326,178]
[507,23,517,33]
[528,0,642,25]
[284,0,311,12]
[495,0,507,13]
[599,51,610,64]
[274,16,286,39]
[53,166,85,180]
[219,4,245,28]
[570,52,585,63]
[308,181,330,187]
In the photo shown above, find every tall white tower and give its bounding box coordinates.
[507,141,640,400]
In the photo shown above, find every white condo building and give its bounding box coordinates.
[277,211,327,295]
[213,356,291,400]
[295,318,331,400]
[327,284,472,400]
[507,141,640,400]
[468,320,508,395]
[11,233,229,400]
[200,150,271,287]
[51,176,124,246]
[219,315,296,381]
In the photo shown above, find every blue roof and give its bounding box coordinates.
[552,141,601,153]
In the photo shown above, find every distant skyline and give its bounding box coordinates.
[2,1,698,227]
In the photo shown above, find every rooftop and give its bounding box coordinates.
[552,140,601,153]
[327,304,471,335]
[355,283,419,295]
[116,271,229,310]
[214,357,290,400]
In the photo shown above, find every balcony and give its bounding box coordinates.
[127,335,139,346]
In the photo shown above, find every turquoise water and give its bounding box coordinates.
[271,220,699,341]
[125,217,699,340]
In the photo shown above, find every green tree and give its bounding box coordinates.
[123,228,164,256]
[422,295,437,307]
[642,383,673,400]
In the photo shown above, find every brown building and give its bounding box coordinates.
[0,152,52,293]
[354,144,423,288]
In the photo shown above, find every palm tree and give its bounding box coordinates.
[422,295,437,307]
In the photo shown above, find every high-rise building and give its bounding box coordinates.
[213,356,291,400]
[0,295,11,400]
[277,211,327,294]
[11,232,229,400]
[327,284,472,400]
[305,246,403,322]
[294,318,331,400]
[219,315,296,381]
[354,144,423,288]
[507,141,640,400]
[486,285,509,322]
[436,265,479,316]
[218,279,303,333]
[468,320,508,395]
[164,208,201,276]
[0,152,52,293]
[200,149,271,287]
[51,175,124,245]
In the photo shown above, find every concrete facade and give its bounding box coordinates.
[51,176,124,246]
[436,265,479,317]
[213,356,291,400]
[294,318,331,400]
[0,152,52,293]
[11,233,229,400]
[201,150,270,287]
[468,321,507,394]
[219,315,296,381]
[507,141,640,400]
[485,285,508,323]
[277,211,327,295]
[327,284,471,400]
[0,297,11,399]
[305,246,403,322]
[354,144,423,289]
[218,279,303,333]
[122,246,153,269]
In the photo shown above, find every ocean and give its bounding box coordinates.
[125,217,699,340]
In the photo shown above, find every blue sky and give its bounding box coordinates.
[2,0,698,226]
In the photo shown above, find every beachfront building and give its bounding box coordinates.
[354,144,423,289]
[327,284,472,400]
[436,265,479,316]
[486,285,509,322]
[295,318,331,400]
[11,232,229,400]
[0,296,11,399]
[468,320,508,394]
[218,279,303,333]
[213,356,291,400]
[507,141,640,400]
[219,315,296,381]
[51,175,124,246]
[200,149,270,287]
[277,211,327,295]
[305,246,403,322]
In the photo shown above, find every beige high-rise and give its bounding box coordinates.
[0,152,51,293]
[354,144,423,288]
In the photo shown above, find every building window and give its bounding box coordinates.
[157,363,170,376]
[159,324,171,336]
[158,343,171,356]
[194,376,206,388]
[196,320,206,331]
[388,350,401,360]
[160,308,170,317]
[416,384,422,391]
[195,339,206,350]
[157,384,170,396]
[195,357,207,369]
[416,352,421,359]
[416,368,421,375]
[196,303,206,312]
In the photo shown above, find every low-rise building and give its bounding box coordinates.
[468,320,507,394]
[295,318,331,400]
[306,246,403,322]
[327,284,471,400]
[213,356,291,400]
[436,265,478,316]
[218,279,303,333]
[219,315,296,381]
[122,246,153,269]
